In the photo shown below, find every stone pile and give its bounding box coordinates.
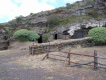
[0,29,9,50]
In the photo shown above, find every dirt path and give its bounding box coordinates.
[0,41,106,80]
[0,41,74,80]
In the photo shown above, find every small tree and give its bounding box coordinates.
[13,29,29,37]
[88,27,106,45]
[27,31,40,41]
[13,29,40,42]
[13,29,29,42]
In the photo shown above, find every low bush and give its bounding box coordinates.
[42,33,50,41]
[88,27,106,45]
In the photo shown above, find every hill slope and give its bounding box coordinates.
[0,0,106,41]
[1,0,105,27]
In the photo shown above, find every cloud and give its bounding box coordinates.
[0,0,82,23]
[17,0,55,16]
[0,0,55,23]
[0,0,20,23]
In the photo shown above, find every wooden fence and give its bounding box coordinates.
[29,43,106,70]
[29,42,63,55]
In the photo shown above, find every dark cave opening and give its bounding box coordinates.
[38,35,42,43]
[54,34,58,40]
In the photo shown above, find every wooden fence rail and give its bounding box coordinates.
[97,63,106,66]
[44,51,106,70]
[96,56,106,59]
[96,66,106,69]
[70,61,94,67]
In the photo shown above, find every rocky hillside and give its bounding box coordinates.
[0,0,106,35]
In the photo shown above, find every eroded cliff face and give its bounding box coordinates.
[55,19,106,36]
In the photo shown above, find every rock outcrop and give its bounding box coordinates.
[0,29,9,50]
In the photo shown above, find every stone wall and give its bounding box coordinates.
[62,38,93,48]
[0,40,9,50]
[30,38,94,55]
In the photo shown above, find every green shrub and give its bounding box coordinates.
[27,31,40,41]
[85,9,99,18]
[47,14,61,27]
[42,33,50,41]
[88,27,106,45]
[13,29,29,37]
[85,0,95,5]
[18,37,29,42]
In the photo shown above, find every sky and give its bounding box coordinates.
[0,0,81,23]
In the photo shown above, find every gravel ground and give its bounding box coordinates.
[0,41,106,80]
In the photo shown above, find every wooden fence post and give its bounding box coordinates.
[68,49,71,65]
[47,47,49,59]
[32,47,34,55]
[64,50,71,67]
[94,50,98,70]
[68,53,70,65]
[58,44,61,51]
[58,42,62,51]
[42,43,50,61]
[29,46,31,54]
[47,43,50,58]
